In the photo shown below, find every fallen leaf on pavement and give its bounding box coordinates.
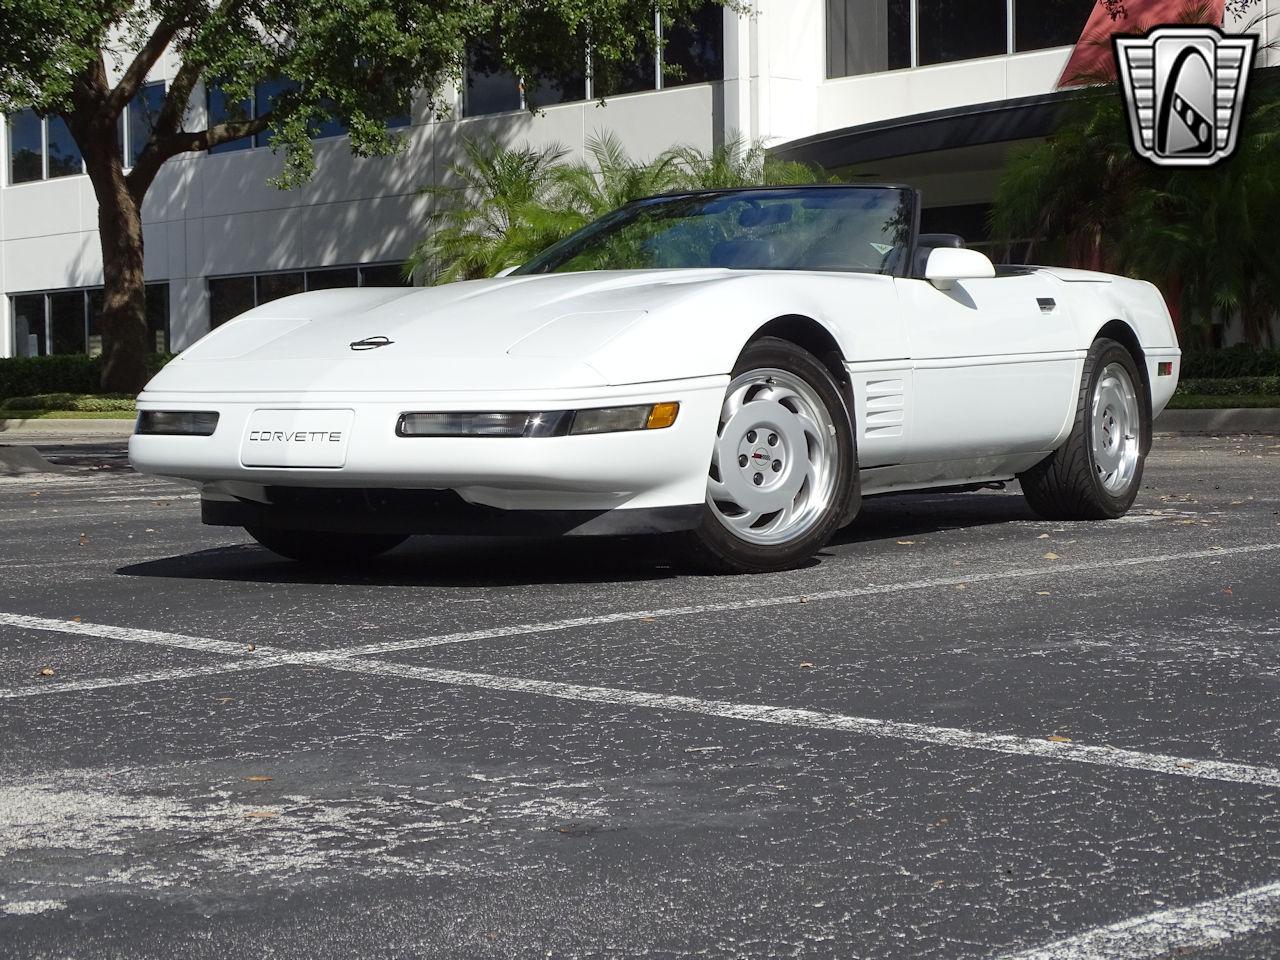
[897,540,915,545]
[1037,534,1050,539]
[1043,552,1060,560]
[639,616,655,622]
[954,584,967,591]
[244,810,277,819]
[243,775,273,782]
[1036,591,1051,596]
[246,643,256,652]
[71,616,82,623]
[799,661,815,669]
[1223,586,1234,596]
[38,667,55,677]
[1048,735,1072,743]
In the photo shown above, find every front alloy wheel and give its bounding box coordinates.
[681,337,857,573]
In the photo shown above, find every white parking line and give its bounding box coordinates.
[6,621,1280,787]
[994,879,1280,959]
[329,659,1280,788]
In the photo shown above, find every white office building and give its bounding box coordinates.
[2,1,1275,358]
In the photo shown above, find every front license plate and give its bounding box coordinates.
[241,409,354,468]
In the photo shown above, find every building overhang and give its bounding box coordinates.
[770,89,1085,170]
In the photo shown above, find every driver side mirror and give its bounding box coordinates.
[925,248,995,290]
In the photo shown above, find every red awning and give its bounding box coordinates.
[1056,0,1225,87]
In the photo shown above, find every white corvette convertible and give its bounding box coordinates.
[131,185,1180,572]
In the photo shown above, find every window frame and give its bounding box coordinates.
[826,0,1091,79]
[7,283,171,356]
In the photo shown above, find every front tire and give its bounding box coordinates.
[680,337,857,573]
[245,526,408,565]
[1018,337,1149,520]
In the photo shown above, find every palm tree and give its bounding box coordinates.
[407,137,567,283]
[667,134,823,190]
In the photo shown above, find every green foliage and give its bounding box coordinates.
[1174,376,1280,397]
[991,72,1280,347]
[0,393,138,412]
[1166,393,1280,409]
[0,354,170,401]
[0,0,731,189]
[409,134,828,282]
[1181,346,1280,378]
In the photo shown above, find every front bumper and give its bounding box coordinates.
[129,377,726,514]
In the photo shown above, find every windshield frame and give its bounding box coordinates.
[513,185,922,279]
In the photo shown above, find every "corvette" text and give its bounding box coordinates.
[248,431,343,443]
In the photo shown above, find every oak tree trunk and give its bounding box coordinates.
[94,169,149,395]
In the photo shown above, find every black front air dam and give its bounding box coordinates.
[201,487,703,537]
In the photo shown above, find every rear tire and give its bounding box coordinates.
[679,337,857,574]
[245,526,408,565]
[1018,337,1148,521]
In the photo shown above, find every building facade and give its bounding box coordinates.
[2,0,1276,359]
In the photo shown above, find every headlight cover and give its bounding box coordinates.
[136,410,220,436]
[396,403,679,438]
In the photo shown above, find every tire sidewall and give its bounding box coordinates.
[692,338,856,572]
[1084,340,1147,515]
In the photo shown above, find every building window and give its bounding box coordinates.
[207,264,409,328]
[826,0,910,79]
[664,5,726,87]
[126,81,167,168]
[464,40,524,116]
[207,79,409,152]
[6,108,84,184]
[828,0,1091,78]
[9,284,170,357]
[1015,0,1095,52]
[918,0,1006,66]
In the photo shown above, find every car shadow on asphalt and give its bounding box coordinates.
[115,535,683,588]
[115,493,1037,587]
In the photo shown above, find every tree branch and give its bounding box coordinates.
[126,111,274,199]
[106,15,189,117]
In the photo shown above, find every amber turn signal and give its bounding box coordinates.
[646,402,680,430]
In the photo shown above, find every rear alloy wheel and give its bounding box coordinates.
[681,337,856,573]
[245,526,408,565]
[1018,337,1149,520]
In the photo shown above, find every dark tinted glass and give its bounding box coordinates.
[208,276,256,327]
[206,81,253,154]
[145,283,170,353]
[826,0,911,78]
[48,291,86,355]
[257,272,305,303]
[11,294,45,356]
[595,43,658,96]
[46,115,82,178]
[918,0,1007,65]
[87,289,104,356]
[1015,0,1094,51]
[464,41,522,116]
[359,264,409,287]
[306,268,359,290]
[517,187,916,276]
[663,4,724,86]
[525,66,586,108]
[128,81,166,167]
[8,109,43,184]
[256,77,299,147]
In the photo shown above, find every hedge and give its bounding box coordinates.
[0,354,171,401]
[1175,376,1280,397]
[0,393,137,412]
[1180,346,1280,378]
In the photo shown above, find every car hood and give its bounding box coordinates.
[148,270,738,395]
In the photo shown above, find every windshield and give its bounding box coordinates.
[515,186,916,277]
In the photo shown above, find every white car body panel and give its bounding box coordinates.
[132,249,1180,533]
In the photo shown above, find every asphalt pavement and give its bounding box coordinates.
[0,435,1278,959]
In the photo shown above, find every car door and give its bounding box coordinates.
[893,271,1081,463]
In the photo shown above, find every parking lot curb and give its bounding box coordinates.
[1155,408,1280,435]
[0,418,135,441]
